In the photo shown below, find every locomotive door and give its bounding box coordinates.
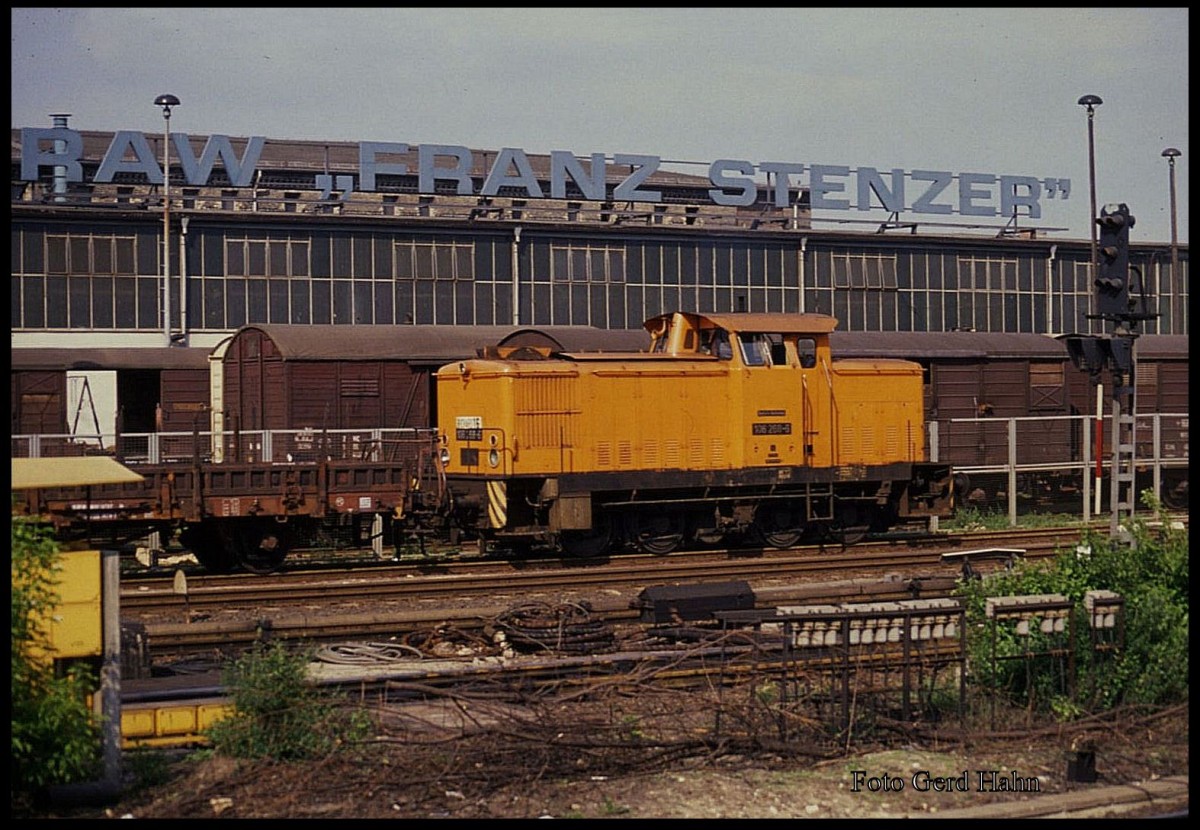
[796,336,826,467]
[737,331,807,468]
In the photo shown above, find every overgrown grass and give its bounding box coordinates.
[957,491,1188,714]
[203,640,375,761]
[943,505,1088,532]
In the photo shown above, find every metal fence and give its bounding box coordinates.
[931,412,1189,523]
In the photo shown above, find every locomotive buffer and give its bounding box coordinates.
[1062,204,1158,542]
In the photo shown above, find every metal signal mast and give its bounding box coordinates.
[1062,204,1158,541]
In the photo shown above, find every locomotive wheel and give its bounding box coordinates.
[823,519,869,547]
[230,520,292,574]
[754,505,804,549]
[823,505,869,547]
[631,512,684,555]
[560,514,614,557]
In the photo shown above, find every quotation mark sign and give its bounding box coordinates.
[316,174,355,201]
[1042,178,1071,199]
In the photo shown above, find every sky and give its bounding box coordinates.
[11,7,1189,245]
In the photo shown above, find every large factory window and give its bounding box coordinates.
[396,239,476,281]
[549,241,627,283]
[832,252,897,290]
[225,238,313,281]
[956,253,1024,332]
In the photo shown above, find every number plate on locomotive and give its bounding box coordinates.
[455,415,483,441]
[752,422,792,435]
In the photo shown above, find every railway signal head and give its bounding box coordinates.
[1094,203,1134,320]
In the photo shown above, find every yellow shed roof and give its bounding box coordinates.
[11,457,145,490]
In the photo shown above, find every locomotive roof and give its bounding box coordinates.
[10,347,212,371]
[644,312,839,335]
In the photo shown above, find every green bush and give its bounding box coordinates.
[204,640,374,761]
[10,518,102,796]
[958,492,1188,713]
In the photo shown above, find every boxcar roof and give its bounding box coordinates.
[231,325,521,362]
[830,331,1068,360]
[1134,334,1189,358]
[231,324,647,362]
[500,327,648,352]
[10,347,212,371]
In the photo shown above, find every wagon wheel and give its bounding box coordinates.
[560,513,615,557]
[1161,476,1188,511]
[630,511,684,555]
[229,520,292,574]
[178,523,236,573]
[753,504,804,549]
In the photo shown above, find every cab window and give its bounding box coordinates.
[701,329,733,360]
[739,332,784,367]
[797,337,816,369]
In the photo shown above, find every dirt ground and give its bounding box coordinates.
[26,693,1188,820]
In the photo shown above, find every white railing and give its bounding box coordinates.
[12,427,439,466]
[929,412,1188,524]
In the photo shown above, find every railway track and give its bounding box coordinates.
[123,525,1098,658]
[124,518,1185,660]
[121,525,1086,614]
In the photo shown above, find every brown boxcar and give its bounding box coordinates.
[829,331,1188,510]
[217,324,648,434]
[10,347,211,442]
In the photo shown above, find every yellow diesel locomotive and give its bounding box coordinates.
[439,310,953,555]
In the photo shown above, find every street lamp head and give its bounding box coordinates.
[1077,94,1103,111]
[154,93,180,118]
[1162,147,1181,160]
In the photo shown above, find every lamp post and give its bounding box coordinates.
[1077,95,1103,290]
[154,94,180,347]
[1161,147,1181,331]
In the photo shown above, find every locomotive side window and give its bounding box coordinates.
[739,333,785,367]
[701,329,733,360]
[797,338,816,369]
[768,334,786,365]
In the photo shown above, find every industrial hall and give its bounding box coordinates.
[12,120,1189,358]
